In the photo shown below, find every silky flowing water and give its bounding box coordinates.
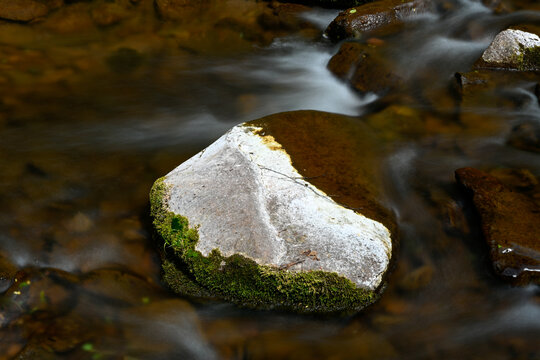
[1,0,539,359]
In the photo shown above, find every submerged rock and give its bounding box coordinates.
[327,41,402,95]
[474,29,540,71]
[455,69,540,111]
[455,167,540,285]
[507,121,540,153]
[151,110,396,313]
[325,0,434,41]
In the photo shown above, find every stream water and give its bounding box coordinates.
[1,0,539,359]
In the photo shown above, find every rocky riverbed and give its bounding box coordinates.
[1,0,539,358]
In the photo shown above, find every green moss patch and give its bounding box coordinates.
[517,45,540,71]
[150,177,378,314]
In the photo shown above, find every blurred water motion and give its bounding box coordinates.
[1,0,540,359]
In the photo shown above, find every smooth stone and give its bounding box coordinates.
[475,29,540,71]
[151,110,396,313]
[455,167,540,285]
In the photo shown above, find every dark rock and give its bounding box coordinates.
[325,0,434,42]
[507,121,540,153]
[455,167,540,285]
[0,0,49,22]
[327,41,402,94]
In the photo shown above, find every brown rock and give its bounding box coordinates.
[325,0,434,41]
[455,167,540,285]
[0,0,49,22]
[327,41,402,94]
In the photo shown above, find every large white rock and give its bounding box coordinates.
[161,118,392,290]
[480,29,540,70]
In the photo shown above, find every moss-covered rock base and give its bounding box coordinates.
[151,177,379,314]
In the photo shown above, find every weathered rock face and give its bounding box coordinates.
[151,111,396,313]
[455,167,540,285]
[325,0,434,41]
[474,29,540,71]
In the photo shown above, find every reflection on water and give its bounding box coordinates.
[1,0,539,359]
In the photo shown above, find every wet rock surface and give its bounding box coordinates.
[325,0,434,41]
[474,29,540,71]
[327,41,402,94]
[455,167,540,285]
[152,110,396,313]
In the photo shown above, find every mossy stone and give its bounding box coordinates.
[151,176,380,313]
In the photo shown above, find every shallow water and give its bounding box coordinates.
[1,0,539,359]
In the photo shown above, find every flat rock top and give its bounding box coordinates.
[163,111,395,290]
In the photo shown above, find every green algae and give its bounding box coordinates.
[516,45,540,71]
[150,177,378,314]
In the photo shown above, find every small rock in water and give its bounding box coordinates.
[455,167,540,285]
[150,110,396,313]
[327,41,402,95]
[475,29,540,71]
